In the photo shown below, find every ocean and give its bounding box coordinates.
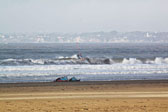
[0,43,168,83]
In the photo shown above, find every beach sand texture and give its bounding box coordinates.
[0,80,168,112]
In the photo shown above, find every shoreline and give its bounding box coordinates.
[1,79,168,87]
[1,79,168,94]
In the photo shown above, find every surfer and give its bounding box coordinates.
[77,53,91,63]
[77,53,83,59]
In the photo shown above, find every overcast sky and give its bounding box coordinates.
[0,0,168,33]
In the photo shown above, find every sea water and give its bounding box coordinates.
[0,43,168,83]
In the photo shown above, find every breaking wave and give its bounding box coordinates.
[0,55,168,66]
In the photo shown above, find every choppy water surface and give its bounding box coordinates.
[0,43,168,83]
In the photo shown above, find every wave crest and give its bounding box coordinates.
[0,55,168,65]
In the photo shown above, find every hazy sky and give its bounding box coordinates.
[0,0,168,33]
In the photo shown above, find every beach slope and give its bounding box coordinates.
[0,80,168,112]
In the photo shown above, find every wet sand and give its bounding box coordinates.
[0,80,168,112]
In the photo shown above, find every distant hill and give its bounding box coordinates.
[0,31,168,43]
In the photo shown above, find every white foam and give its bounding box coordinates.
[165,58,168,63]
[146,57,168,64]
[58,56,64,59]
[154,57,164,64]
[30,59,45,65]
[1,63,168,77]
[109,59,115,64]
[122,58,142,64]
[71,54,78,59]
[1,57,168,66]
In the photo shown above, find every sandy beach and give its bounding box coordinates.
[0,80,168,112]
